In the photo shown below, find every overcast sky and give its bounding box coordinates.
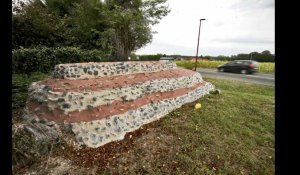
[136,0,275,56]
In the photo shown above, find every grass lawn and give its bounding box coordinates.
[104,77,274,175]
[61,77,274,174]
[158,77,275,174]
[13,76,275,175]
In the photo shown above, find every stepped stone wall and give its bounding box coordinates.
[53,61,176,79]
[24,61,215,148]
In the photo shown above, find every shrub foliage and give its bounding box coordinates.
[12,47,109,74]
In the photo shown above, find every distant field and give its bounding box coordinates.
[175,60,275,74]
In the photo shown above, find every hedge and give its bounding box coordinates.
[12,47,110,74]
[133,54,162,61]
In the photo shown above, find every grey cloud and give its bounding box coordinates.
[260,0,275,8]
[230,0,274,11]
[211,37,274,44]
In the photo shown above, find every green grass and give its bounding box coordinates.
[158,77,275,174]
[12,72,51,108]
[175,60,275,74]
[97,77,274,174]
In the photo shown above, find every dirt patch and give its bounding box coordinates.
[15,156,99,175]
[111,128,178,174]
[12,109,25,123]
[47,118,177,174]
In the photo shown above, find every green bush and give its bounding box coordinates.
[12,72,51,108]
[12,47,109,74]
[135,54,162,61]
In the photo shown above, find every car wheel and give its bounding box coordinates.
[240,69,247,74]
[219,68,224,72]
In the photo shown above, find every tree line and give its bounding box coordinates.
[205,50,275,62]
[161,50,275,62]
[12,0,170,61]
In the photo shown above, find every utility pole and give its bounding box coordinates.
[194,18,206,71]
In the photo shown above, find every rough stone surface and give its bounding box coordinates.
[12,119,61,166]
[53,61,177,79]
[24,61,215,148]
[71,82,214,148]
[28,74,203,113]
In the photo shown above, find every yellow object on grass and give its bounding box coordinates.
[195,103,202,110]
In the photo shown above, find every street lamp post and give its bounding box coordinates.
[194,18,206,71]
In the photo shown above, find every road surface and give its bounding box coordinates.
[197,68,275,86]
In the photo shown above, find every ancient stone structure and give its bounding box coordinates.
[24,61,215,148]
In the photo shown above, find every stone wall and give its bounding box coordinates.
[71,82,214,148]
[25,61,215,148]
[53,61,177,79]
[29,73,203,113]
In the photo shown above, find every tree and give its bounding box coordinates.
[60,0,170,60]
[12,0,170,61]
[103,0,170,60]
[261,50,271,55]
[69,0,113,50]
[12,0,71,49]
[45,0,82,17]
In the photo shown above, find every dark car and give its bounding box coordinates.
[217,60,258,74]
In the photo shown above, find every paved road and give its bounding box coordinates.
[197,68,275,86]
